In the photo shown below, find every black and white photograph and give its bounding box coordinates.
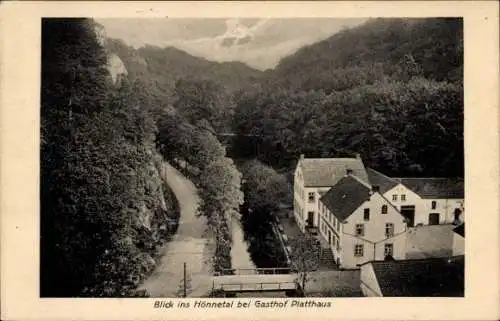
[39,16,467,299]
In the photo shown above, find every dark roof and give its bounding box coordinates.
[366,168,399,194]
[299,157,368,187]
[453,223,465,238]
[394,178,464,199]
[369,256,464,297]
[319,175,371,221]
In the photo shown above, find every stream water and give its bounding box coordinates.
[229,215,256,270]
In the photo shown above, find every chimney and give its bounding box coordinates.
[346,168,353,175]
[355,153,361,160]
[372,185,380,193]
[300,154,304,160]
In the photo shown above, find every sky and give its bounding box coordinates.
[96,18,367,70]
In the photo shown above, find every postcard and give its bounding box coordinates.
[1,1,499,320]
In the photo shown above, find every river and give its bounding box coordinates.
[229,215,256,270]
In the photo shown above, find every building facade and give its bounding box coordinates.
[318,174,407,269]
[366,169,464,227]
[293,154,368,233]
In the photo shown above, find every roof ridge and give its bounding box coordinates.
[367,167,399,183]
[348,174,372,189]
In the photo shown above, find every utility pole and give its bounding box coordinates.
[183,262,187,298]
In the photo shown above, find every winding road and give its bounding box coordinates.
[138,162,214,297]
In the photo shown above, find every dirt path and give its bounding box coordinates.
[138,162,214,297]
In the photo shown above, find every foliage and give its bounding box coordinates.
[41,18,178,297]
[233,77,463,177]
[289,234,321,292]
[240,159,290,215]
[106,39,263,94]
[239,160,290,268]
[271,18,463,91]
[156,107,243,271]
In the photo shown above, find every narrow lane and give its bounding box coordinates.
[138,162,214,297]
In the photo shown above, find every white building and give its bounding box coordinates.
[366,169,464,227]
[293,154,368,234]
[318,173,407,269]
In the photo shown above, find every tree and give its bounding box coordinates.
[289,234,321,293]
[240,159,290,214]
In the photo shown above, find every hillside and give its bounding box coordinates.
[266,18,463,92]
[107,39,263,96]
[232,18,464,178]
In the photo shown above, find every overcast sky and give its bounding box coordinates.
[96,18,367,70]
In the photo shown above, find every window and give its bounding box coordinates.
[431,201,437,210]
[307,212,314,227]
[336,239,340,251]
[384,243,394,257]
[355,224,365,236]
[392,194,398,201]
[385,223,394,237]
[401,194,406,201]
[363,208,370,221]
[308,192,315,203]
[381,205,388,214]
[337,220,340,231]
[354,244,364,257]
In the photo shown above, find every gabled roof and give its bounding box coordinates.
[393,178,464,199]
[298,157,368,187]
[453,223,465,238]
[319,175,371,221]
[368,256,464,297]
[366,168,399,194]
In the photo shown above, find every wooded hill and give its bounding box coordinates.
[107,17,464,176]
[231,18,464,177]
[267,18,462,92]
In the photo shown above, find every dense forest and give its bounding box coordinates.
[41,18,242,297]
[41,17,463,295]
[231,18,463,177]
[40,18,182,297]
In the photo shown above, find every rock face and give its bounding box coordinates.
[107,52,128,85]
[93,23,128,86]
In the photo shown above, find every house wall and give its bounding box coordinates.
[418,198,464,225]
[319,202,343,263]
[319,192,407,269]
[384,184,464,226]
[293,166,305,232]
[360,264,383,297]
[294,163,332,233]
[452,234,465,256]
